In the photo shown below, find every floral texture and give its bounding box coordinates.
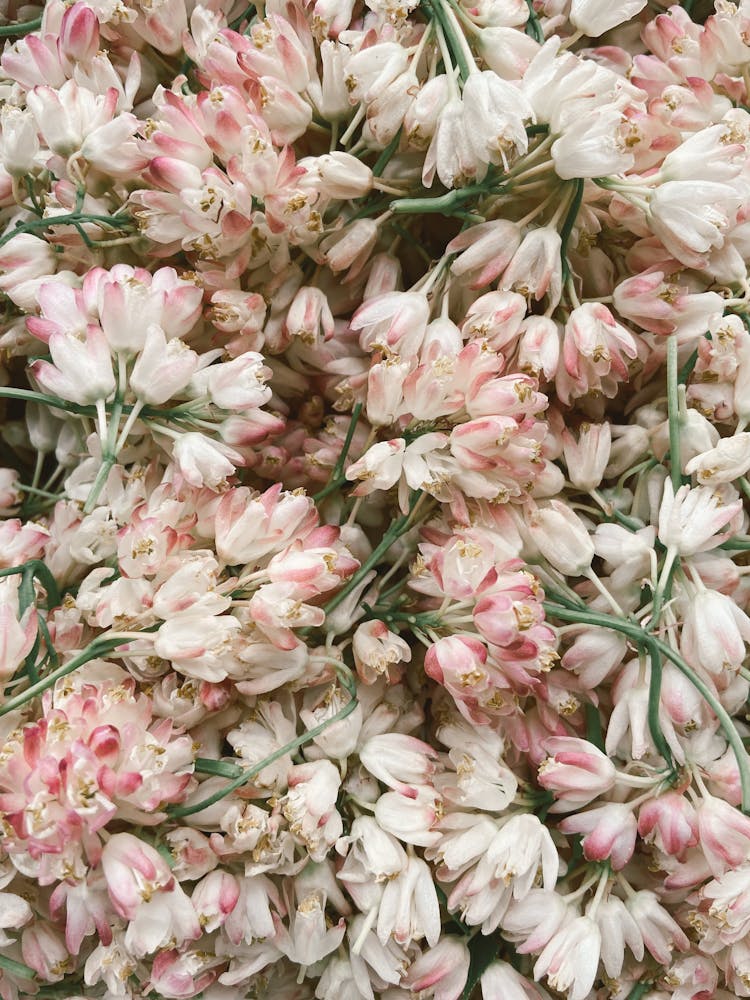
[0,1,748,999]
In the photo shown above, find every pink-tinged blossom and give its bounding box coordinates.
[527,500,595,577]
[626,891,690,964]
[403,937,470,1000]
[559,802,638,869]
[596,896,644,978]
[533,916,601,1000]
[697,795,750,876]
[638,793,699,857]
[281,760,343,862]
[537,737,617,811]
[30,326,115,405]
[658,481,743,556]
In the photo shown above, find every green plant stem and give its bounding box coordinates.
[169,672,358,819]
[323,493,423,617]
[373,131,402,177]
[678,346,698,383]
[194,758,244,779]
[0,209,134,250]
[390,183,490,217]
[721,537,750,550]
[524,0,544,42]
[313,403,363,503]
[0,560,60,609]
[228,2,256,30]
[83,391,123,514]
[0,954,35,980]
[544,601,750,811]
[560,178,585,284]
[424,0,471,81]
[0,634,144,718]
[666,334,682,492]
[0,16,42,36]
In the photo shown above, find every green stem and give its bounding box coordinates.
[626,984,652,1000]
[666,334,682,492]
[0,210,134,251]
[643,637,676,773]
[0,634,142,718]
[16,482,63,501]
[227,2,256,30]
[650,544,676,628]
[390,183,489,217]
[194,758,244,779]
[83,392,123,514]
[560,178,585,285]
[323,493,423,617]
[543,602,750,811]
[0,954,35,980]
[678,346,698,383]
[721,537,750,550]
[0,387,92,416]
[0,16,42,36]
[168,671,358,819]
[524,0,544,42]
[373,131,402,178]
[0,560,60,609]
[313,403,363,503]
[424,0,472,82]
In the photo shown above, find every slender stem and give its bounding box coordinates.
[168,673,358,819]
[0,387,92,416]
[83,390,123,514]
[543,601,750,811]
[0,560,60,609]
[194,758,244,779]
[0,634,137,718]
[650,545,677,627]
[666,334,682,491]
[424,0,472,82]
[0,953,35,980]
[323,493,423,617]
[524,0,544,42]
[313,403,363,503]
[560,178,585,284]
[0,15,42,36]
[0,209,134,250]
[643,637,677,773]
[373,131,402,178]
[228,2,256,30]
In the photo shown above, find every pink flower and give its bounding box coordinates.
[31,326,115,405]
[533,916,601,1000]
[658,481,742,556]
[559,802,638,869]
[697,794,750,876]
[626,890,689,964]
[537,737,617,811]
[101,834,200,957]
[638,793,699,856]
[403,937,470,1000]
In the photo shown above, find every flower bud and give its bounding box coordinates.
[538,736,616,811]
[0,105,39,175]
[562,422,611,492]
[302,151,373,199]
[685,432,750,485]
[527,500,595,576]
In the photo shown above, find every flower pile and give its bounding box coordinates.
[1,0,750,998]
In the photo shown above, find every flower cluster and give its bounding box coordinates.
[0,1,750,999]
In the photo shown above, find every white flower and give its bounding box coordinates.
[570,0,647,37]
[534,915,601,1000]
